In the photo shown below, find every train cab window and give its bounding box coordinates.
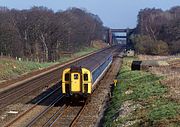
[74,74,78,79]
[84,74,88,81]
[65,73,70,81]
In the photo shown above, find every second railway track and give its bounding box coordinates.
[49,102,86,127]
[5,87,63,127]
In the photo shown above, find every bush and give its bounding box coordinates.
[132,35,169,55]
[152,40,169,55]
[169,40,180,54]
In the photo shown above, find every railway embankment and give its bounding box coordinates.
[103,57,180,127]
[0,46,100,88]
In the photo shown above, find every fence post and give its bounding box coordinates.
[18,58,22,61]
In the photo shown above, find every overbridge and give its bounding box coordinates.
[107,28,135,45]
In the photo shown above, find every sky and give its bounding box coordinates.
[0,0,179,29]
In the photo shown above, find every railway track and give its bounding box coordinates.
[24,102,87,127]
[5,94,86,127]
[39,105,68,127]
[5,87,63,127]
[48,102,87,127]
[25,96,65,127]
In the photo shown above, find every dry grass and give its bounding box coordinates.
[138,54,180,61]
[150,66,180,101]
[139,55,180,102]
[91,40,109,49]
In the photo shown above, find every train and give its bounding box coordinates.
[61,54,113,100]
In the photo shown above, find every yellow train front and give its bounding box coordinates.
[62,66,92,98]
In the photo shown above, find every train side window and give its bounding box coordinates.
[74,74,78,79]
[84,74,88,81]
[65,73,70,81]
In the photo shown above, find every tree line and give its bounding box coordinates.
[132,6,180,55]
[0,6,105,61]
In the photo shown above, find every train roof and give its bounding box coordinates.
[70,66,82,73]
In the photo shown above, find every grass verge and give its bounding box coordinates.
[0,59,53,81]
[103,57,180,127]
[0,46,99,82]
[57,47,98,63]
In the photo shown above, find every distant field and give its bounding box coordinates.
[0,46,103,82]
[103,56,180,127]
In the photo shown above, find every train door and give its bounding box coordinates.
[71,73,81,92]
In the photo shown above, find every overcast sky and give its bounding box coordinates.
[0,0,179,28]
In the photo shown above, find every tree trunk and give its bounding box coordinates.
[40,33,48,61]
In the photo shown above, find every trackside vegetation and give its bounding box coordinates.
[57,47,98,63]
[0,47,99,82]
[103,57,180,127]
[0,59,53,81]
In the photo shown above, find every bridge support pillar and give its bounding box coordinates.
[108,29,112,45]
